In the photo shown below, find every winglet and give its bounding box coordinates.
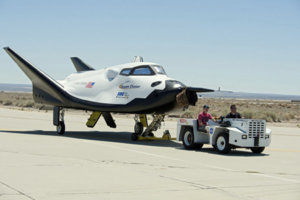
[70,57,94,72]
[3,47,67,105]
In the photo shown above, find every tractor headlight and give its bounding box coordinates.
[242,135,247,139]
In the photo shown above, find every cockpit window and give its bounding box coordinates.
[120,68,131,75]
[120,65,155,76]
[132,66,154,75]
[152,65,166,75]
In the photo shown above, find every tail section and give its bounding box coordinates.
[4,47,68,105]
[70,57,94,72]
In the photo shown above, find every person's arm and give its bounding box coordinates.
[198,114,203,126]
[209,113,216,122]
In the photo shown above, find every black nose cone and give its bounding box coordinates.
[165,80,186,90]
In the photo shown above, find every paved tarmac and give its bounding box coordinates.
[0,107,299,200]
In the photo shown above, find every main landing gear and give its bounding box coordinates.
[131,114,174,141]
[53,107,65,135]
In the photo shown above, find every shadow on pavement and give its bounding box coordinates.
[0,129,269,156]
[0,129,182,148]
[177,146,269,157]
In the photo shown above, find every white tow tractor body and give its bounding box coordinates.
[177,118,271,154]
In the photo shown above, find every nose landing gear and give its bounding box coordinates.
[132,114,174,141]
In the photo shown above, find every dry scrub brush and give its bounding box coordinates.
[180,98,300,122]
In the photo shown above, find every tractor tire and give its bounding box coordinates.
[215,132,231,154]
[182,127,196,150]
[250,147,265,154]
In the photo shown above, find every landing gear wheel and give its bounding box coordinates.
[131,133,139,141]
[216,133,231,154]
[56,121,65,135]
[147,132,154,137]
[182,127,195,150]
[163,130,171,140]
[250,147,265,154]
[134,122,144,135]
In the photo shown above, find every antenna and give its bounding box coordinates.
[133,56,143,62]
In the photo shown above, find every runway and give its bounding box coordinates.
[0,107,299,200]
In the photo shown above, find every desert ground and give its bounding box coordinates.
[1,92,300,123]
[0,104,299,200]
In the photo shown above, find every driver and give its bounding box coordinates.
[226,104,242,118]
[198,105,215,132]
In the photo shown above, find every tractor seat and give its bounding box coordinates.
[196,120,207,133]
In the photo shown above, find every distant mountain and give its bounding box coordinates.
[0,83,32,93]
[200,91,300,101]
[0,83,299,101]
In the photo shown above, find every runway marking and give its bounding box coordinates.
[81,140,186,162]
[2,129,298,153]
[0,180,36,200]
[81,140,239,172]
[267,148,300,153]
[81,140,300,184]
[251,173,300,184]
[273,134,300,137]
[1,128,300,184]
[0,115,48,121]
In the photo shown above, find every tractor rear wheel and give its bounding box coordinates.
[182,127,196,150]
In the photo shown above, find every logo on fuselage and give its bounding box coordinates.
[116,92,129,99]
[119,81,140,89]
[86,82,95,88]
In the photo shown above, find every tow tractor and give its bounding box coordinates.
[177,118,271,154]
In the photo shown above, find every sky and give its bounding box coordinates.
[0,0,299,95]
